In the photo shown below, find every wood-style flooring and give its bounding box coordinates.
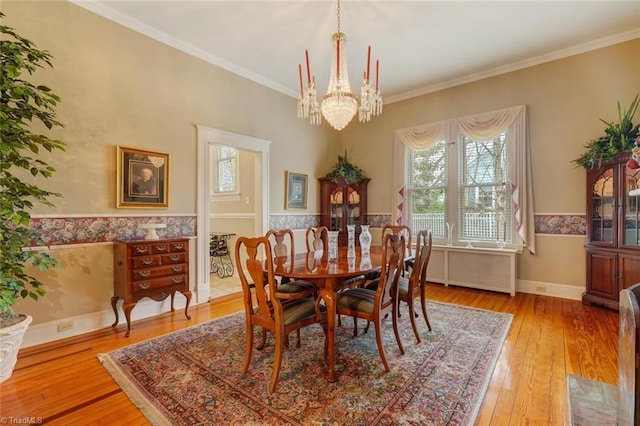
[1,283,619,425]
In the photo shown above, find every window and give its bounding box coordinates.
[211,145,238,199]
[394,105,534,252]
[405,139,447,239]
[458,132,509,242]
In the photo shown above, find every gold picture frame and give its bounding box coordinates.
[285,171,308,210]
[116,145,170,208]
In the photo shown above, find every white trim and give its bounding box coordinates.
[21,296,208,349]
[69,0,297,99]
[67,1,640,105]
[517,279,584,301]
[197,125,270,305]
[210,193,241,202]
[386,29,640,104]
[210,213,255,220]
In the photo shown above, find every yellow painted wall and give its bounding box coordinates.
[338,39,640,288]
[4,0,640,342]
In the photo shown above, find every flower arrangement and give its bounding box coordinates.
[325,149,367,184]
[572,94,639,169]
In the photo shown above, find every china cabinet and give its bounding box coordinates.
[584,153,640,310]
[319,177,369,246]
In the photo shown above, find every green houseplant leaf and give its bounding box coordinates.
[325,149,367,184]
[1,12,66,325]
[573,94,640,169]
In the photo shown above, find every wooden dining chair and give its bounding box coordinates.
[235,236,326,394]
[336,233,406,372]
[397,229,433,343]
[266,228,320,347]
[305,226,329,253]
[364,224,413,291]
[266,228,316,291]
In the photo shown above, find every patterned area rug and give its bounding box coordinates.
[99,301,512,425]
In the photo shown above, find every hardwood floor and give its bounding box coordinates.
[1,284,618,425]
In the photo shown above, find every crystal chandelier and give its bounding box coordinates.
[297,0,383,131]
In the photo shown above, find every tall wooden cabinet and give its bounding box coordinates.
[319,177,369,245]
[584,153,640,310]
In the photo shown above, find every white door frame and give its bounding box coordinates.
[196,125,270,303]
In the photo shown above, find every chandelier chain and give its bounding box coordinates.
[336,0,341,34]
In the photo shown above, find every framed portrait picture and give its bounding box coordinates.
[116,145,170,208]
[285,171,308,210]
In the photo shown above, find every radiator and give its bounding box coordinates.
[427,245,517,295]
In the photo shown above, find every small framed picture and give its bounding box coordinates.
[285,171,308,210]
[116,145,169,208]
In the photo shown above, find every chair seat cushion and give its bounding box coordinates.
[337,288,375,314]
[398,276,410,296]
[277,280,316,294]
[282,297,325,325]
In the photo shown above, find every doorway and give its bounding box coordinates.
[196,125,270,304]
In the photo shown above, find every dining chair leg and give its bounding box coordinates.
[392,303,405,355]
[270,329,284,394]
[242,324,254,375]
[373,316,390,372]
[420,288,432,331]
[407,297,421,344]
[352,317,359,336]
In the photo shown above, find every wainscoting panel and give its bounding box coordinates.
[428,245,517,295]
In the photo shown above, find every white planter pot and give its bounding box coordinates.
[0,314,32,383]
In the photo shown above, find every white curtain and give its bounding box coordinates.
[393,121,447,226]
[393,105,535,254]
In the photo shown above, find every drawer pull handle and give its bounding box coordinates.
[170,255,180,261]
[142,258,153,265]
[175,243,184,250]
[172,277,183,284]
[135,247,149,254]
[156,245,167,251]
[172,265,183,272]
[139,270,151,277]
[139,282,150,290]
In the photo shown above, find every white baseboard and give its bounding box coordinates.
[517,279,584,301]
[21,295,206,349]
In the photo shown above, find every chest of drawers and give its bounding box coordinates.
[111,238,191,336]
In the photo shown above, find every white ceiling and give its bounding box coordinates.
[73,0,640,104]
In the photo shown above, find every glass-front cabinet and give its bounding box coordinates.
[319,178,369,246]
[585,153,640,310]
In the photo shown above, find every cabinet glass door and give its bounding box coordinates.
[346,187,361,227]
[591,168,615,243]
[329,187,344,232]
[622,166,640,246]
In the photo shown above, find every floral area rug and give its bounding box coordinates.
[98,301,512,425]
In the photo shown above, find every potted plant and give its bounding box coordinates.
[572,94,639,169]
[325,149,367,184]
[0,12,66,382]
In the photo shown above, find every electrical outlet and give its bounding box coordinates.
[57,320,74,332]
[535,286,547,293]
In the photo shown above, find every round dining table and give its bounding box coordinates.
[272,246,384,382]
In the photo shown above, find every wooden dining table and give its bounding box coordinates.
[272,246,385,382]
